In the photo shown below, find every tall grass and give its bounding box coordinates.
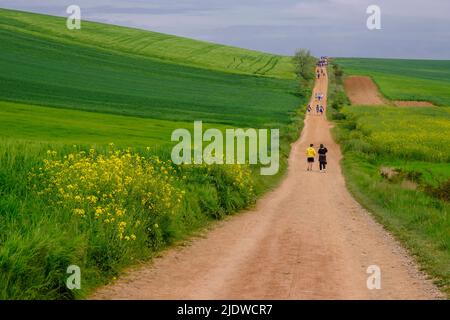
[0,142,256,299]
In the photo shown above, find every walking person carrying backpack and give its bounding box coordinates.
[318,144,328,172]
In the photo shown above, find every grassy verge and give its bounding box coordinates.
[328,62,450,297]
[0,143,257,299]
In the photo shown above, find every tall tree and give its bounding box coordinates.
[292,49,317,81]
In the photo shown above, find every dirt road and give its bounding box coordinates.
[93,69,441,300]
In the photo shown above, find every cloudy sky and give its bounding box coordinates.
[1,0,449,59]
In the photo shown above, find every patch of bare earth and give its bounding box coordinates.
[343,76,434,107]
[344,76,385,105]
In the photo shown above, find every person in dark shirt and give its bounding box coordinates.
[318,144,328,172]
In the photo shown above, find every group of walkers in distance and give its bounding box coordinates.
[316,57,328,78]
[316,68,326,79]
[307,91,325,116]
[317,56,328,67]
[306,56,329,173]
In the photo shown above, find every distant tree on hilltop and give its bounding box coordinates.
[292,49,317,81]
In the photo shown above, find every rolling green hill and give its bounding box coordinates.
[0,8,294,79]
[335,58,450,106]
[0,8,301,131]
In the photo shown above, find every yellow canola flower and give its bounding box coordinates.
[31,147,232,244]
[73,208,85,216]
[115,208,125,217]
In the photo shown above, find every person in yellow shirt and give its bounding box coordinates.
[306,144,316,171]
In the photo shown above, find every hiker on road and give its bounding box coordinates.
[318,144,328,172]
[306,144,316,171]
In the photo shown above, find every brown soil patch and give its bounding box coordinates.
[344,76,385,105]
[343,76,435,108]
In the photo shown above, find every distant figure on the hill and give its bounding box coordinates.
[319,105,324,115]
[306,144,316,171]
[316,104,320,115]
[318,144,328,172]
[307,104,312,114]
[317,93,322,102]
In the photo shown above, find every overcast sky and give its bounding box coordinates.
[1,0,449,59]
